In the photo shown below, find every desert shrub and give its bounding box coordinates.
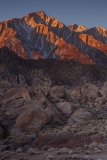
[31,133,50,147]
[94,135,104,143]
[49,134,70,147]
[31,132,104,149]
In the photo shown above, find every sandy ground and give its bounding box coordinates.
[6,150,107,160]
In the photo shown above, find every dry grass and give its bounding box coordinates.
[31,132,104,149]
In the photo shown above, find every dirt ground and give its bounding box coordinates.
[6,149,107,160]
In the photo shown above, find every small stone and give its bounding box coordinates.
[16,148,23,153]
[84,155,89,159]
[71,154,79,158]
[19,157,25,160]
[85,150,90,154]
[44,153,50,157]
[56,150,62,155]
[69,150,73,154]
[48,148,54,152]
[46,154,55,160]
[43,146,50,151]
[95,149,101,153]
[35,151,41,155]
[27,148,35,155]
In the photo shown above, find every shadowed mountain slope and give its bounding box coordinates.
[0,47,107,86]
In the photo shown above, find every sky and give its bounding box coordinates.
[0,0,107,29]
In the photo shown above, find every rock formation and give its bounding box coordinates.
[0,46,107,160]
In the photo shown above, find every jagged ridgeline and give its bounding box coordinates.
[0,11,107,64]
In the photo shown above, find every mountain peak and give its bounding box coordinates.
[68,24,87,32]
[35,10,47,19]
[96,27,107,36]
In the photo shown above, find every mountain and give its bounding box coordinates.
[0,11,107,64]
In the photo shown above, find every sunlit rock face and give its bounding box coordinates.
[68,24,87,32]
[55,38,93,64]
[0,11,107,64]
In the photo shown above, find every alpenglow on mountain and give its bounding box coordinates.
[0,11,107,64]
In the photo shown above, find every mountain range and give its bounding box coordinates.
[0,11,107,64]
